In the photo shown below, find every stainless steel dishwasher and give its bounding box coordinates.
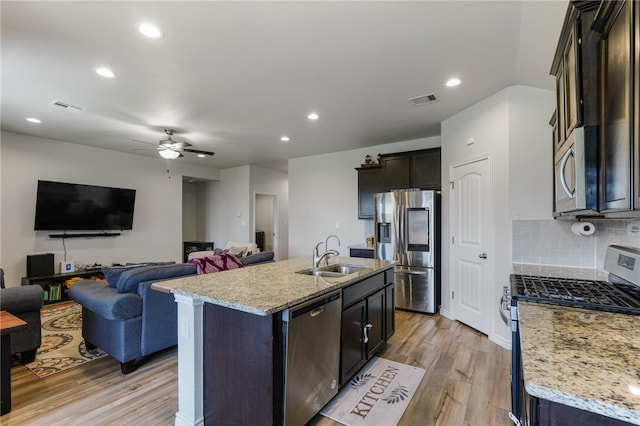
[282,289,342,426]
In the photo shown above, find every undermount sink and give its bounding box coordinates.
[296,264,369,278]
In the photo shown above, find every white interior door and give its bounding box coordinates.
[451,156,492,335]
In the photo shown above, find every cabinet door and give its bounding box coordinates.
[556,64,567,152]
[383,155,411,190]
[411,149,441,189]
[564,24,580,136]
[365,289,385,358]
[384,284,395,340]
[340,300,366,385]
[599,1,633,212]
[357,167,383,219]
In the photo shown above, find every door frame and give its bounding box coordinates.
[448,154,495,331]
[252,191,278,260]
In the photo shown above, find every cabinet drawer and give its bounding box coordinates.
[385,268,394,284]
[343,273,384,308]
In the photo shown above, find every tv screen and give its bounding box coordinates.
[34,180,136,231]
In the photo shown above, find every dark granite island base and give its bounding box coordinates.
[152,256,394,426]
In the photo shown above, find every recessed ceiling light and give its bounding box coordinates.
[307,113,319,120]
[137,22,163,39]
[446,78,461,87]
[280,136,290,142]
[26,117,41,124]
[197,154,206,158]
[95,67,116,78]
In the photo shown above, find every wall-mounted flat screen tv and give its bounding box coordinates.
[34,180,136,231]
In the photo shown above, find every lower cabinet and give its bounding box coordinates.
[340,270,395,385]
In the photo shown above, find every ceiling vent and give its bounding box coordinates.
[48,99,85,113]
[408,93,438,106]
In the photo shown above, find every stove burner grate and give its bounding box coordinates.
[512,275,640,315]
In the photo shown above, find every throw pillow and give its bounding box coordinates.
[228,246,247,257]
[188,253,243,275]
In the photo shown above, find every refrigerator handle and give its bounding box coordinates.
[395,269,428,275]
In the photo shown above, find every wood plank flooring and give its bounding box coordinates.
[3,310,511,425]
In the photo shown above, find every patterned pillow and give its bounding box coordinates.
[188,253,243,275]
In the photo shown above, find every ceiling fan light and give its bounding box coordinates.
[159,149,180,159]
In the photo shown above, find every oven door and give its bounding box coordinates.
[554,127,598,216]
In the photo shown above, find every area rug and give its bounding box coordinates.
[320,357,425,426]
[26,301,106,378]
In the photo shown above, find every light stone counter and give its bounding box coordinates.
[519,302,640,424]
[152,256,394,315]
[153,256,394,426]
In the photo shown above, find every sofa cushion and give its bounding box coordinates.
[102,262,176,287]
[68,280,142,320]
[188,254,243,275]
[240,251,274,266]
[116,263,197,293]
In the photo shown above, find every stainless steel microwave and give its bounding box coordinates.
[554,126,598,216]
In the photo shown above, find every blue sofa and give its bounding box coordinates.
[69,252,275,374]
[69,262,197,373]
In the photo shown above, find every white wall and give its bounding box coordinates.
[0,131,219,285]
[250,165,289,260]
[441,85,554,348]
[288,136,441,259]
[202,166,252,248]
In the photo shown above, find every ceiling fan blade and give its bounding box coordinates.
[184,148,215,156]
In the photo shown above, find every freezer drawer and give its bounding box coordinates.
[395,267,436,313]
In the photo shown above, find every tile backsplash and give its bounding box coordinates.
[512,219,640,271]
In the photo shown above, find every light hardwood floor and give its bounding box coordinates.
[4,310,511,426]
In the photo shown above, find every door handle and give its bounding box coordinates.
[479,253,487,259]
[363,323,373,343]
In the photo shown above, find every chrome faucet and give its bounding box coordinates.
[312,240,340,269]
[325,234,341,255]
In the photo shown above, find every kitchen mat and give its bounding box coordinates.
[320,356,425,426]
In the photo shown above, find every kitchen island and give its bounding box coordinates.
[152,256,394,426]
[518,302,640,425]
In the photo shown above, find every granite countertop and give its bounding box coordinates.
[152,256,394,316]
[518,302,640,424]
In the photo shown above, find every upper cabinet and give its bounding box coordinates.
[593,0,637,213]
[381,148,441,191]
[356,166,384,219]
[551,0,639,217]
[355,147,441,219]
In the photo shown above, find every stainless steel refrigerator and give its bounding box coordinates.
[374,190,440,313]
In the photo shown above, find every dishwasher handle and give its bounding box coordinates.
[284,290,341,321]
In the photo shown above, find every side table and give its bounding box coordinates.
[1,311,27,415]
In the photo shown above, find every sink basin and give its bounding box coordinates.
[322,264,368,274]
[297,269,347,278]
[296,264,369,277]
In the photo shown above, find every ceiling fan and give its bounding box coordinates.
[154,129,215,159]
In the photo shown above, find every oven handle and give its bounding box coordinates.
[499,296,510,326]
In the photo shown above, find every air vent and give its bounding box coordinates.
[408,93,438,106]
[48,99,85,113]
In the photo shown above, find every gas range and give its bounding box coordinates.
[508,245,640,423]
[509,245,640,316]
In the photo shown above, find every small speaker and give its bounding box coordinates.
[26,253,54,277]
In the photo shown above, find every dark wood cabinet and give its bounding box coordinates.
[355,166,383,219]
[340,300,367,384]
[356,148,441,219]
[382,154,411,190]
[381,148,441,191]
[551,2,600,160]
[595,0,635,212]
[339,270,395,385]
